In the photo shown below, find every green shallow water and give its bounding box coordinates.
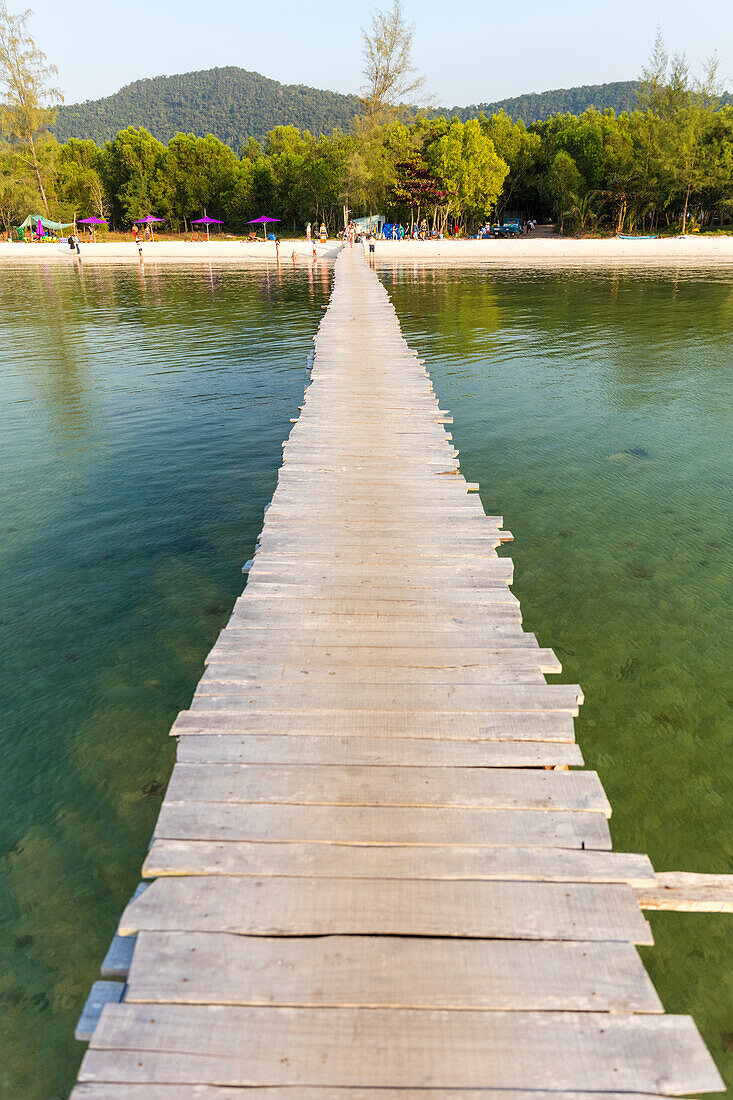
[380,260,733,1093]
[0,257,731,1096]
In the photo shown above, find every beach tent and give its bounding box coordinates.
[18,214,74,234]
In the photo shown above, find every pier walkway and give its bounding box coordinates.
[73,247,723,1096]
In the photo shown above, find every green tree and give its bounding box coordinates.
[165,132,239,226]
[57,137,106,219]
[100,127,170,226]
[360,0,424,119]
[0,2,62,211]
[430,118,508,230]
[545,150,583,232]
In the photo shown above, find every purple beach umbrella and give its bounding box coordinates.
[248,214,280,241]
[135,214,166,224]
[78,215,108,242]
[191,215,224,241]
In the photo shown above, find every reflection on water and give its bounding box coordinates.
[0,260,331,1098]
[380,261,733,1096]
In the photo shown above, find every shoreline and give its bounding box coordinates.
[4,236,733,264]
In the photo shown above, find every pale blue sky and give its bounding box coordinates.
[26,0,733,106]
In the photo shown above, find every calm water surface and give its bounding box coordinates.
[1,257,731,1096]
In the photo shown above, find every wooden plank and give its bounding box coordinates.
[126,932,662,1011]
[142,840,653,884]
[188,684,584,713]
[100,933,137,979]
[68,1088,669,1100]
[154,802,612,849]
[119,876,652,942]
[171,709,577,741]
[163,764,609,814]
[207,626,540,649]
[240,584,519,605]
[203,646,561,675]
[636,871,733,912]
[79,1006,723,1092]
[200,665,546,687]
[75,982,124,1042]
[174,734,581,766]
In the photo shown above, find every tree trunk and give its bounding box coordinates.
[28,134,49,213]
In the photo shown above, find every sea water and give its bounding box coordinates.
[0,257,730,1096]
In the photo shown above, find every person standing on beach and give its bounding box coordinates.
[137,237,143,262]
[306,222,311,241]
[367,232,376,267]
[67,233,75,253]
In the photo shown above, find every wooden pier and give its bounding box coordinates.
[72,247,724,1097]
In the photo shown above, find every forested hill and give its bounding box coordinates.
[451,81,640,124]
[53,68,364,147]
[53,68,642,148]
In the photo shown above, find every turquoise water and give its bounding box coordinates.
[0,259,330,1097]
[0,257,731,1096]
[380,260,733,1093]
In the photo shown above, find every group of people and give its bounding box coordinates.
[66,232,81,255]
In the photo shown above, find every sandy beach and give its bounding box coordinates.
[4,235,733,265]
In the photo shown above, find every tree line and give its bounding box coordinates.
[2,0,732,237]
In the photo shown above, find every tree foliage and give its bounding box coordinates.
[3,32,733,238]
[0,2,62,210]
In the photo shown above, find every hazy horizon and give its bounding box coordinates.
[21,0,733,109]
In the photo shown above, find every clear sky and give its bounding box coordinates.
[24,0,733,107]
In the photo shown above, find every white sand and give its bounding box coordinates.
[373,235,733,265]
[3,235,733,265]
[0,239,342,263]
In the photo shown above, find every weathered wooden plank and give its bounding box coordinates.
[204,646,560,675]
[79,1006,723,1092]
[154,801,612,849]
[200,665,547,687]
[208,626,540,649]
[100,933,137,979]
[75,982,124,1042]
[163,764,609,814]
[171,709,577,741]
[119,876,652,942]
[174,733,581,766]
[126,932,662,1011]
[68,1087,666,1100]
[142,840,653,884]
[636,871,733,912]
[188,684,584,713]
[240,584,518,605]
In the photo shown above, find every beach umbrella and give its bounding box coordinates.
[248,214,280,241]
[78,215,108,243]
[191,215,224,242]
[36,216,43,239]
[134,213,165,241]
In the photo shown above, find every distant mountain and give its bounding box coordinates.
[53,68,364,148]
[53,69,643,149]
[450,81,640,124]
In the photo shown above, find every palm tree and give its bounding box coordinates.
[563,189,603,232]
